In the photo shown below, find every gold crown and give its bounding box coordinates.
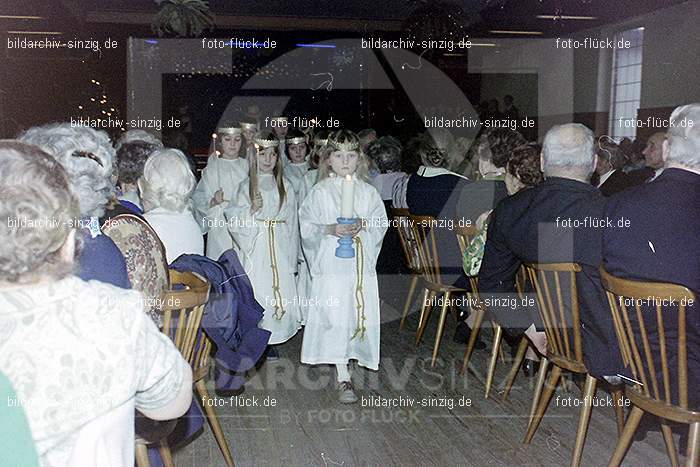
[216,127,242,136]
[254,137,279,149]
[240,122,258,131]
[329,140,359,152]
[315,138,328,146]
[286,136,306,145]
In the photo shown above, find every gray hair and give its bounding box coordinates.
[542,123,596,178]
[666,103,700,169]
[114,129,163,151]
[18,123,116,218]
[139,148,196,213]
[0,141,80,283]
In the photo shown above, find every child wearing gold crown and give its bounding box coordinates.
[191,125,249,260]
[226,131,301,354]
[298,129,388,403]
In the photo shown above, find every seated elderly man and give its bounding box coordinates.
[0,141,192,467]
[19,123,130,288]
[604,103,700,407]
[479,123,623,379]
[593,139,633,196]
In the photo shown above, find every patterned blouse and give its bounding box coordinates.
[0,276,188,467]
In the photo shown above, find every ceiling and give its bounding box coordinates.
[0,0,690,36]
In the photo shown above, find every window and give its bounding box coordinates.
[609,27,644,139]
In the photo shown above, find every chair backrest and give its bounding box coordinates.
[600,267,696,412]
[161,269,212,383]
[102,214,170,325]
[524,262,586,373]
[408,214,443,285]
[454,223,480,294]
[391,208,421,273]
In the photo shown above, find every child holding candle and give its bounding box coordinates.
[226,131,301,356]
[191,125,248,260]
[298,129,388,403]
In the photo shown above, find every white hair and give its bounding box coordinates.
[542,123,596,178]
[115,129,163,151]
[138,148,195,213]
[18,123,116,218]
[666,103,700,169]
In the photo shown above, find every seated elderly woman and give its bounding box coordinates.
[139,148,204,263]
[18,123,130,288]
[0,141,192,467]
[116,140,160,214]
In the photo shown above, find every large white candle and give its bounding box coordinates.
[340,174,355,218]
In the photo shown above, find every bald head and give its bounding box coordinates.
[642,131,666,169]
[541,123,596,181]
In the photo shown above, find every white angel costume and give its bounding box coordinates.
[191,154,248,260]
[299,174,388,370]
[284,160,311,323]
[226,174,302,344]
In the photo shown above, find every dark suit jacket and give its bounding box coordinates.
[603,168,700,405]
[406,170,470,285]
[456,178,508,226]
[479,177,623,377]
[626,166,656,185]
[598,170,634,197]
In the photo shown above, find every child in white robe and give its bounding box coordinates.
[298,129,387,404]
[301,130,328,196]
[226,132,301,351]
[191,126,248,260]
[283,129,311,323]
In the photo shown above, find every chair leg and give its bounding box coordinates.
[415,289,433,346]
[158,440,175,467]
[570,374,597,467]
[195,379,236,467]
[607,406,644,467]
[660,422,680,467]
[430,291,451,367]
[528,357,549,430]
[611,386,625,436]
[135,442,151,467]
[485,324,503,399]
[523,364,561,444]
[460,305,485,375]
[687,422,700,467]
[502,337,529,400]
[400,275,418,330]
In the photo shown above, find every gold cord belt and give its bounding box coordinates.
[351,236,367,341]
[257,218,287,320]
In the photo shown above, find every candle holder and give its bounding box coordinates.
[335,217,357,258]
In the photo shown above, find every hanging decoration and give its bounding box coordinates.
[151,0,214,38]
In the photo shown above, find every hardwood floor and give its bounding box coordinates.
[173,273,673,466]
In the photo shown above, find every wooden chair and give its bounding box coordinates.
[454,223,508,397]
[600,267,698,467]
[391,208,423,330]
[522,263,624,467]
[409,214,465,367]
[136,270,235,467]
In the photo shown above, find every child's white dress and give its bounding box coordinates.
[191,155,248,260]
[284,160,311,324]
[226,174,302,344]
[299,174,388,370]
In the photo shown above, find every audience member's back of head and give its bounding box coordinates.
[18,123,116,219]
[139,148,196,213]
[0,141,79,284]
[542,123,596,181]
[116,140,159,189]
[665,103,700,171]
[115,129,164,151]
[366,136,403,173]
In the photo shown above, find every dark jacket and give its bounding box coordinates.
[603,168,700,405]
[456,178,508,225]
[598,170,634,197]
[171,250,271,390]
[479,177,623,377]
[406,169,470,285]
